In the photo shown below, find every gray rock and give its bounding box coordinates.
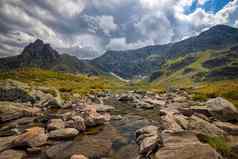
[207,97,238,121]
[136,126,160,156]
[48,128,79,139]
[214,121,238,135]
[0,149,26,159]
[47,119,65,131]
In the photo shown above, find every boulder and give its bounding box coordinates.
[0,149,26,159]
[82,106,110,127]
[92,104,114,112]
[66,116,86,131]
[0,102,41,123]
[11,127,47,148]
[47,119,65,130]
[207,97,238,121]
[154,131,223,159]
[0,136,17,152]
[188,115,225,137]
[118,94,137,102]
[46,142,72,159]
[71,154,88,159]
[136,126,160,156]
[161,111,183,132]
[48,128,79,139]
[214,121,238,135]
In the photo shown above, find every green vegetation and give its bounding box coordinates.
[199,136,231,157]
[0,68,127,100]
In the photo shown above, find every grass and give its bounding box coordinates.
[0,68,128,100]
[192,80,238,107]
[198,135,231,157]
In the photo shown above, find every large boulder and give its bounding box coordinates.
[188,115,225,137]
[11,127,48,148]
[48,128,79,139]
[0,80,35,103]
[206,97,238,121]
[136,126,160,156]
[0,102,41,123]
[154,131,223,159]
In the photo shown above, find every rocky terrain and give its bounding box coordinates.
[0,80,238,159]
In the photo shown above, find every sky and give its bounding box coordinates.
[0,0,237,59]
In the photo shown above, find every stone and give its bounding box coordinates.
[0,102,41,123]
[154,131,223,159]
[11,127,48,147]
[48,128,79,139]
[92,104,114,112]
[71,154,88,159]
[188,115,225,137]
[0,149,26,159]
[161,111,183,132]
[66,116,86,131]
[47,119,65,130]
[136,126,160,155]
[214,121,238,135]
[82,106,110,127]
[46,142,72,159]
[0,136,17,152]
[207,97,238,121]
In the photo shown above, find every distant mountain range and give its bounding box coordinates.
[0,25,238,80]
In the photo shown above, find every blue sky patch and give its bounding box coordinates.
[186,0,231,14]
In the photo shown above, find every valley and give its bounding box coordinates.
[0,25,238,159]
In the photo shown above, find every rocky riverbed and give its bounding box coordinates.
[0,80,238,159]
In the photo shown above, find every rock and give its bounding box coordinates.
[118,94,136,102]
[188,115,225,137]
[143,97,166,107]
[48,128,79,139]
[82,106,110,127]
[92,104,114,112]
[71,154,88,159]
[207,97,238,121]
[32,89,63,108]
[112,115,123,120]
[0,102,41,123]
[0,136,17,152]
[214,121,238,135]
[0,149,26,159]
[231,144,238,159]
[136,126,160,156]
[47,119,65,130]
[66,116,86,131]
[11,127,47,148]
[134,100,154,109]
[174,114,189,130]
[161,111,183,132]
[154,131,223,159]
[46,142,72,159]
[0,80,34,103]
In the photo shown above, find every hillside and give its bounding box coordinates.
[93,25,238,78]
[0,39,102,75]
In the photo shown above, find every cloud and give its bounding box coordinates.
[106,37,153,50]
[0,0,237,58]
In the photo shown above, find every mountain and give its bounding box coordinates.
[0,39,102,74]
[93,25,238,79]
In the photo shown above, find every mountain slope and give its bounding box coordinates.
[0,39,102,75]
[93,25,238,78]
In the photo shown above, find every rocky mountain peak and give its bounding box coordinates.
[21,39,60,60]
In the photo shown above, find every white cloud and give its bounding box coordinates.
[96,16,118,36]
[106,37,153,50]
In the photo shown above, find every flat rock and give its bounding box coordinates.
[71,154,88,159]
[154,131,223,159]
[214,121,238,135]
[0,136,17,152]
[48,128,79,139]
[0,149,26,159]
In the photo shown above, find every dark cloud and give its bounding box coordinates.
[0,0,237,58]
